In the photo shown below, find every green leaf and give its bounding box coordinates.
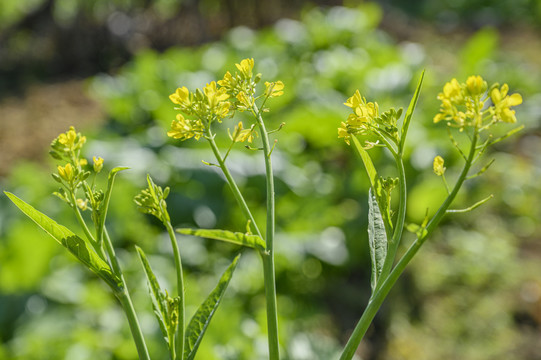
[96,167,129,244]
[184,254,240,360]
[351,136,377,189]
[177,228,266,252]
[4,191,121,290]
[399,70,425,151]
[135,246,170,343]
[368,188,387,292]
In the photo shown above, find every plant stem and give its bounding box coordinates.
[252,104,280,360]
[104,229,151,360]
[68,191,107,260]
[165,220,185,360]
[376,153,406,291]
[206,130,263,239]
[339,129,479,360]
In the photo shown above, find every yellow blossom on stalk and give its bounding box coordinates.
[337,122,352,145]
[235,58,254,79]
[229,122,257,143]
[77,198,89,211]
[54,126,86,153]
[79,158,88,167]
[433,75,521,129]
[169,86,191,108]
[339,90,380,145]
[93,156,104,173]
[236,91,252,109]
[264,81,284,98]
[58,163,75,182]
[167,113,204,141]
[433,156,445,176]
[58,127,77,147]
[204,81,229,108]
[491,84,523,123]
[466,75,487,96]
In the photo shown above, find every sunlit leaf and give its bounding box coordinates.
[135,246,169,342]
[399,70,425,151]
[184,254,240,360]
[177,228,265,251]
[4,191,121,290]
[96,167,129,243]
[368,188,387,292]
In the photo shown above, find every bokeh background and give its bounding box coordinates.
[1,0,541,359]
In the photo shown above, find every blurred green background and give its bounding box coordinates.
[1,0,540,359]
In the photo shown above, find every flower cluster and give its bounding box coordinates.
[434,75,522,129]
[338,90,380,145]
[168,58,284,142]
[50,127,106,211]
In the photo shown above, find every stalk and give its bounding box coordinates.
[103,229,151,360]
[164,219,185,359]
[252,104,280,360]
[339,129,479,360]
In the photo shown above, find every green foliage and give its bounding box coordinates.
[178,228,266,251]
[4,192,121,291]
[367,189,387,292]
[184,254,240,360]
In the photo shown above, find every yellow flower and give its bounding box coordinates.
[58,163,75,182]
[433,156,445,176]
[441,78,463,103]
[344,90,365,109]
[79,158,88,167]
[218,71,235,89]
[465,75,487,96]
[236,91,252,109]
[204,81,229,109]
[229,122,257,143]
[93,156,104,173]
[491,84,522,123]
[58,127,77,147]
[264,81,285,97]
[235,58,254,79]
[338,122,351,145]
[77,198,89,211]
[167,114,204,141]
[169,87,191,107]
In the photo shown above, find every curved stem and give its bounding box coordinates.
[165,220,185,360]
[339,129,479,360]
[206,130,263,239]
[252,104,280,360]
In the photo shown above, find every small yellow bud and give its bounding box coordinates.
[76,198,88,211]
[79,158,88,167]
[58,163,75,182]
[93,156,104,173]
[433,156,445,176]
[465,75,487,96]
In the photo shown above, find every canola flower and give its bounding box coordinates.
[433,75,522,129]
[167,58,283,142]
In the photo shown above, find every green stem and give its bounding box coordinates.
[206,130,263,239]
[165,220,185,360]
[376,154,407,291]
[68,191,107,260]
[104,229,151,360]
[252,103,280,360]
[339,129,479,360]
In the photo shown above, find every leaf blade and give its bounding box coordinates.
[4,191,121,290]
[351,136,378,189]
[399,70,425,151]
[184,254,240,360]
[368,188,387,292]
[177,228,265,251]
[96,167,129,244]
